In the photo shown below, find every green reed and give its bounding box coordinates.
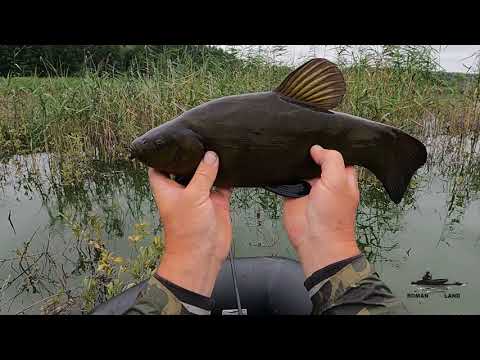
[2,45,477,168]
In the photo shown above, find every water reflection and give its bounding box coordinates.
[0,135,479,314]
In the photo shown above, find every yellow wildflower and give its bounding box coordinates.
[128,234,142,243]
[113,256,124,264]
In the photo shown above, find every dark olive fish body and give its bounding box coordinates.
[130,59,427,204]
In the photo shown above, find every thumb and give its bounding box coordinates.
[310,145,346,187]
[186,151,219,195]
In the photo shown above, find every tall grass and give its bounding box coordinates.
[0,45,478,169]
[0,48,287,160]
[334,45,480,136]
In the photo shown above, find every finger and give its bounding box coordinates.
[148,167,184,197]
[310,145,346,186]
[345,166,359,191]
[186,151,219,195]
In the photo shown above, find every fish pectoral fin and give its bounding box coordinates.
[274,58,346,110]
[264,181,311,198]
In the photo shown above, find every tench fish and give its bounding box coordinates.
[129,58,427,204]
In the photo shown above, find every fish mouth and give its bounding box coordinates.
[128,141,155,168]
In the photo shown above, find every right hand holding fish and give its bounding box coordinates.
[282,145,361,278]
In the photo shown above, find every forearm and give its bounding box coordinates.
[304,254,408,315]
[124,231,223,315]
[156,252,222,298]
[124,274,215,315]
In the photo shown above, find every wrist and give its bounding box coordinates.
[156,252,223,297]
[295,230,360,278]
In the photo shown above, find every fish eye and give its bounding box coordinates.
[154,138,167,148]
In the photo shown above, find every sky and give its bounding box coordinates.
[435,45,480,72]
[220,45,480,73]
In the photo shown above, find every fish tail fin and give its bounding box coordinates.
[370,130,427,204]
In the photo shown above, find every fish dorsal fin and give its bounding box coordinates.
[274,58,346,110]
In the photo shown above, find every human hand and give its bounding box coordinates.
[283,145,361,277]
[149,151,232,297]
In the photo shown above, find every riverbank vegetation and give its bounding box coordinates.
[1,45,479,314]
[1,46,478,164]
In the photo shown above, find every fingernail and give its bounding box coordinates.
[312,145,323,151]
[204,151,218,165]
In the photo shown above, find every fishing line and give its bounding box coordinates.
[228,238,243,315]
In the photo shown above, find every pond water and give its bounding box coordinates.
[0,134,479,314]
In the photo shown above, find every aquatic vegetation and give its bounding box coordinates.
[1,46,480,314]
[0,48,287,165]
[80,220,164,313]
[0,46,478,168]
[0,140,478,314]
[335,46,480,137]
[1,211,164,314]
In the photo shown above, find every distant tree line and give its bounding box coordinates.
[0,45,238,77]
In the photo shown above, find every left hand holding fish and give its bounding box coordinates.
[150,151,233,297]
